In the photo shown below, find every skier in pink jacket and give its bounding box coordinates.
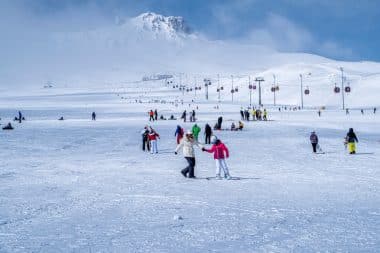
[202,136,231,179]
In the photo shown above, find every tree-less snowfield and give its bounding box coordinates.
[0,83,379,252]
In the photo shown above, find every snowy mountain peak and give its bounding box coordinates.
[130,12,193,40]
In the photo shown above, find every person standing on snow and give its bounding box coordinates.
[175,131,203,178]
[202,136,231,179]
[154,109,158,121]
[191,110,196,122]
[310,131,319,153]
[192,124,201,141]
[217,116,223,130]
[91,112,96,121]
[174,125,184,144]
[181,110,187,122]
[148,128,160,154]
[345,128,358,154]
[149,110,155,121]
[263,109,268,121]
[204,123,212,144]
[240,109,244,120]
[141,126,150,152]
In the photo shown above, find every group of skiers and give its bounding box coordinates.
[148,109,158,121]
[240,108,268,121]
[309,128,359,154]
[180,110,196,122]
[175,123,213,145]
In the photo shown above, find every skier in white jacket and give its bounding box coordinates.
[175,131,203,178]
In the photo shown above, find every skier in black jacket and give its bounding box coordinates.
[345,128,358,154]
[309,131,319,153]
[141,126,150,152]
[204,123,212,144]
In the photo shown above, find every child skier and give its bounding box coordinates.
[345,128,358,154]
[310,131,319,153]
[148,128,160,154]
[202,136,231,179]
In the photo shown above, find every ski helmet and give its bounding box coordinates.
[211,135,218,144]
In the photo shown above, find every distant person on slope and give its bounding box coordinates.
[148,128,160,154]
[192,124,201,141]
[18,111,22,123]
[141,126,150,152]
[181,110,187,122]
[91,112,96,121]
[2,122,14,130]
[149,110,155,121]
[310,131,319,153]
[175,131,203,178]
[174,125,184,145]
[202,136,231,179]
[204,123,212,144]
[345,128,358,154]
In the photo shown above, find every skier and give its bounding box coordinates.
[251,109,256,120]
[246,110,250,121]
[217,116,223,130]
[240,109,244,120]
[204,123,212,144]
[148,128,160,154]
[174,125,184,144]
[202,136,231,179]
[263,109,268,121]
[58,116,64,121]
[345,128,358,154]
[154,109,158,121]
[149,110,154,121]
[374,107,377,114]
[191,110,196,122]
[91,112,96,121]
[192,124,201,141]
[238,121,244,130]
[318,110,321,117]
[361,109,364,115]
[181,110,187,122]
[175,131,203,178]
[2,122,14,130]
[310,131,319,153]
[18,111,22,123]
[141,126,150,152]
[346,108,349,115]
[231,122,236,131]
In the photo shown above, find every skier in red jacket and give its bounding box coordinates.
[148,129,160,154]
[202,136,231,179]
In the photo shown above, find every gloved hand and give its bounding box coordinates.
[201,148,206,151]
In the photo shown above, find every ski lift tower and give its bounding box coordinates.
[255,77,265,106]
[340,67,345,110]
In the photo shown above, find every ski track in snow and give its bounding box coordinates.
[0,87,379,253]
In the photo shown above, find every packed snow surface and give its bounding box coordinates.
[0,83,379,252]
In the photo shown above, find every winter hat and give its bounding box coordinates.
[186,130,193,135]
[211,135,218,144]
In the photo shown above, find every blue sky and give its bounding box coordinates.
[4,0,380,61]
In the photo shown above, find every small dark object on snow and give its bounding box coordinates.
[2,123,14,130]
